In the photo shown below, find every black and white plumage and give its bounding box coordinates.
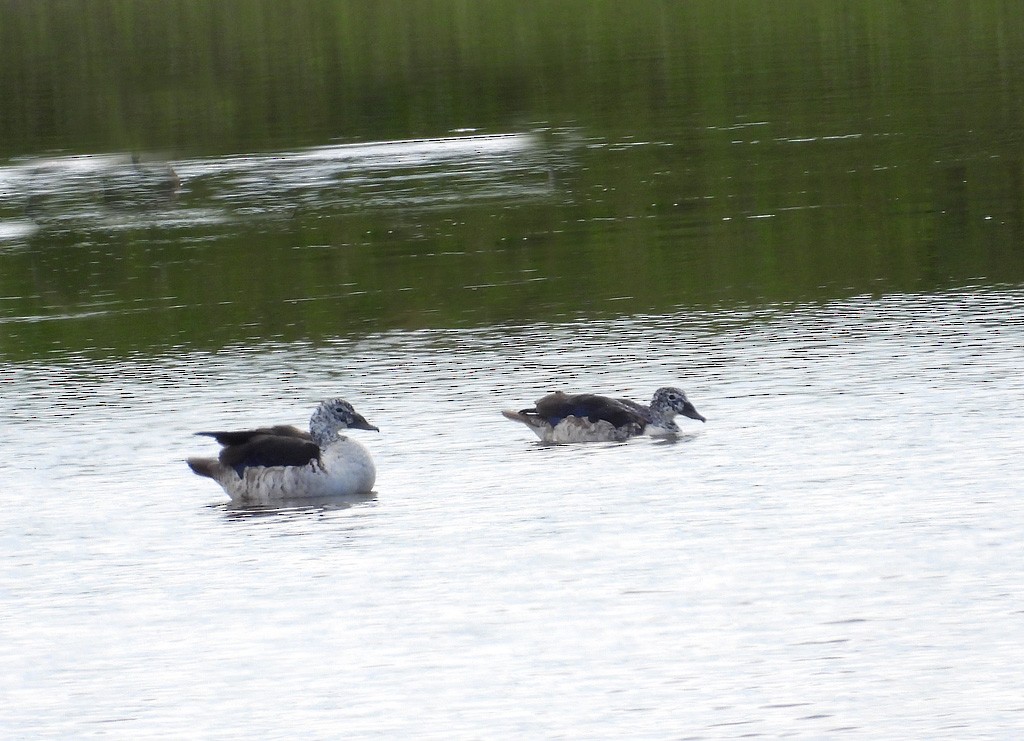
[186,398,378,503]
[502,387,705,443]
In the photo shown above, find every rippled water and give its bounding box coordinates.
[3,287,1022,738]
[5,5,1024,735]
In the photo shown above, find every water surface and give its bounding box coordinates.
[3,288,1023,737]
[2,2,1024,738]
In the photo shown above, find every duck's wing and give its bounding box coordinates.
[217,433,322,474]
[532,392,647,429]
[614,397,655,424]
[195,425,311,447]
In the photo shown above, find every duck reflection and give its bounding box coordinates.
[214,491,379,521]
[101,152,181,206]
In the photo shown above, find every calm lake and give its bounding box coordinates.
[2,2,1023,738]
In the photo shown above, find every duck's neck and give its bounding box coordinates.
[648,400,680,431]
[308,411,343,448]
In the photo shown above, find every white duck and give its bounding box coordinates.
[187,398,378,503]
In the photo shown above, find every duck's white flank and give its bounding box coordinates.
[191,437,376,505]
[501,410,635,443]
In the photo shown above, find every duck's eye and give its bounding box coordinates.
[668,393,679,401]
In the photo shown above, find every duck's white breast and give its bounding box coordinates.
[319,437,376,492]
[644,423,677,437]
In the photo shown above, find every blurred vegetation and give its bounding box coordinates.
[2,0,1024,358]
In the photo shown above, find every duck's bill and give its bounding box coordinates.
[682,402,706,422]
[351,414,380,431]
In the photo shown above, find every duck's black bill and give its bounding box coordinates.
[682,402,706,422]
[351,414,380,432]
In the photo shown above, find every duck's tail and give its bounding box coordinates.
[501,409,535,424]
[186,457,223,480]
[502,409,553,441]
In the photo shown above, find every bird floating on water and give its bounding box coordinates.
[502,387,705,443]
[187,398,378,504]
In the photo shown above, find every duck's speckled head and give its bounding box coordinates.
[651,387,705,423]
[310,398,379,445]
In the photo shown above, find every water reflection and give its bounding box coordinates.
[2,120,1023,359]
[0,130,565,237]
[100,153,181,207]
[216,492,378,520]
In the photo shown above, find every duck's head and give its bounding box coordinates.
[310,398,379,442]
[652,387,705,422]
